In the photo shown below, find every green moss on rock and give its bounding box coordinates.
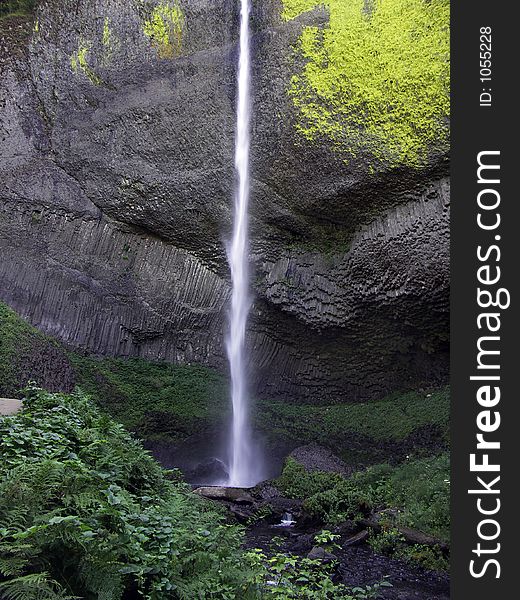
[70,40,103,85]
[282,0,327,20]
[143,0,184,59]
[283,0,450,167]
[69,355,229,442]
[102,16,111,47]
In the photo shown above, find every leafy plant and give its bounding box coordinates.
[368,527,405,555]
[244,546,391,599]
[0,386,257,599]
[313,530,340,552]
[0,387,390,598]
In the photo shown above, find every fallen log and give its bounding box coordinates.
[359,518,449,552]
[343,529,369,546]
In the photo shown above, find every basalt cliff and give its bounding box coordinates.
[0,0,450,403]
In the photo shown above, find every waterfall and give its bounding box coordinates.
[226,0,255,488]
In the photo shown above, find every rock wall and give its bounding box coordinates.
[0,0,449,403]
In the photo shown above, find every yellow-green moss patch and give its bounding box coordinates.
[70,40,103,85]
[143,0,184,59]
[283,0,450,167]
[102,17,111,48]
[282,0,327,21]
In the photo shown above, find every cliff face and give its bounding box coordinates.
[0,0,449,402]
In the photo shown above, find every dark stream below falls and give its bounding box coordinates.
[146,440,450,599]
[245,518,450,600]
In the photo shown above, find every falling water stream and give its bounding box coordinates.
[226,0,255,487]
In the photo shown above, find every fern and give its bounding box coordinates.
[0,572,74,600]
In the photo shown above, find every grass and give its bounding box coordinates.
[69,355,229,442]
[256,387,450,447]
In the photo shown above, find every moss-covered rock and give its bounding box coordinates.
[283,0,450,167]
[143,0,184,58]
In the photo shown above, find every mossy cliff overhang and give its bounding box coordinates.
[281,0,450,168]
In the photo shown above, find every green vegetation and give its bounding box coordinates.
[257,387,450,451]
[282,0,450,167]
[282,0,326,21]
[0,302,228,442]
[143,0,184,59]
[0,0,36,19]
[368,530,449,572]
[0,303,69,398]
[277,454,449,541]
[0,302,448,457]
[70,40,103,85]
[0,303,23,395]
[0,387,253,598]
[247,538,391,598]
[276,453,450,571]
[0,387,388,599]
[70,355,229,442]
[103,17,112,48]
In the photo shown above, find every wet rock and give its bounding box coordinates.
[262,496,303,519]
[184,459,228,485]
[228,505,254,522]
[194,486,254,504]
[290,533,315,554]
[254,481,282,501]
[289,444,353,476]
[344,530,369,547]
[307,546,337,563]
[332,521,359,538]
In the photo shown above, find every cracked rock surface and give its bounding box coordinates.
[0,1,449,403]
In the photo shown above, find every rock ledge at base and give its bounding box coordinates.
[194,486,255,504]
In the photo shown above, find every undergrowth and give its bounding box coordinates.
[69,355,229,442]
[257,387,450,449]
[276,453,450,571]
[0,386,255,599]
[0,387,389,599]
[277,454,450,541]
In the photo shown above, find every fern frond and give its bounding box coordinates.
[0,572,76,600]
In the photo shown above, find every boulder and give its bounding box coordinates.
[289,444,352,476]
[0,398,23,416]
[184,459,229,485]
[193,486,254,504]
